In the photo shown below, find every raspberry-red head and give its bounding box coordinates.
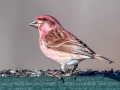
[29,15,61,32]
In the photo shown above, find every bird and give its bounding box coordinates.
[29,15,115,75]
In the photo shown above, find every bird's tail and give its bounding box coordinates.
[94,54,115,64]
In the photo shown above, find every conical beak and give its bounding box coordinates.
[29,20,38,28]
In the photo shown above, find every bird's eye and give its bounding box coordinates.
[41,18,46,21]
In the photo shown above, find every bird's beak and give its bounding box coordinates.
[29,20,42,28]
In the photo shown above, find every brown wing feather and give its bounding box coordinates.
[42,28,95,57]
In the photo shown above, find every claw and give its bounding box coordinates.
[59,76,64,83]
[48,69,65,83]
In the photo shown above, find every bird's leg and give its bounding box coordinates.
[71,65,78,80]
[71,64,78,74]
[63,64,78,76]
[65,64,78,76]
[49,64,66,83]
[61,64,66,73]
[52,64,66,75]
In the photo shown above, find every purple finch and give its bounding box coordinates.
[29,15,114,73]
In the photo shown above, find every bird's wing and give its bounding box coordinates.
[42,28,96,57]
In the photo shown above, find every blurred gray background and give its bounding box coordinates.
[0,0,119,70]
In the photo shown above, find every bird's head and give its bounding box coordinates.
[29,15,61,32]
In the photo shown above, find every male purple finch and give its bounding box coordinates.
[29,15,114,73]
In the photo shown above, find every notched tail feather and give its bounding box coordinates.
[94,55,116,64]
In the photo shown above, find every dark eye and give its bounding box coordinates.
[41,18,46,21]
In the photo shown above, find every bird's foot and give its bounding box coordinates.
[47,69,65,83]
[62,70,77,80]
[63,73,72,76]
[63,69,78,80]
